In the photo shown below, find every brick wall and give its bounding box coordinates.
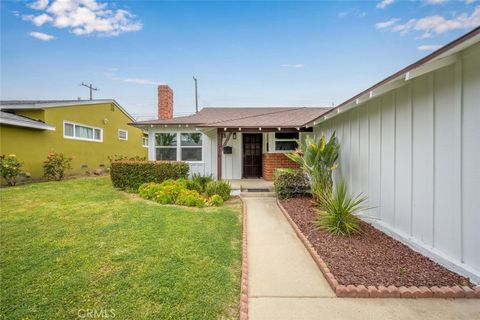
[262,153,299,181]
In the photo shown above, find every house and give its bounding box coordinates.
[132,85,330,181]
[308,27,480,283]
[0,100,147,178]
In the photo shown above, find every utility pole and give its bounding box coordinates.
[80,82,98,100]
[193,76,199,113]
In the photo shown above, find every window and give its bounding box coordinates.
[64,121,102,142]
[154,132,203,162]
[275,132,298,151]
[181,133,202,161]
[118,129,128,140]
[155,133,177,161]
[142,137,148,147]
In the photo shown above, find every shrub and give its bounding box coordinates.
[205,180,231,201]
[206,194,224,207]
[175,189,205,208]
[315,180,367,236]
[186,179,203,193]
[110,161,189,191]
[273,168,310,199]
[138,180,206,208]
[43,152,73,181]
[190,173,214,192]
[108,154,147,162]
[287,133,339,203]
[0,154,22,186]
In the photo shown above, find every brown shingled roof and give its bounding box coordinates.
[133,107,330,128]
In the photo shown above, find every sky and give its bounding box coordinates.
[1,0,479,120]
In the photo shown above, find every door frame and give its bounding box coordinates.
[242,133,263,178]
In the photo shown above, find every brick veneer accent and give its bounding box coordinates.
[158,85,173,120]
[262,153,299,181]
[276,199,480,299]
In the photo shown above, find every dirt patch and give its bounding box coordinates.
[280,197,474,288]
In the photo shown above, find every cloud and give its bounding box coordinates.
[424,0,449,4]
[29,31,55,40]
[23,13,53,26]
[338,8,367,18]
[24,0,142,37]
[417,44,443,51]
[376,6,480,38]
[281,64,305,68]
[377,0,395,9]
[107,75,162,85]
[11,11,20,17]
[376,18,400,29]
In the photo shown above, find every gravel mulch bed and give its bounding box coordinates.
[280,197,474,288]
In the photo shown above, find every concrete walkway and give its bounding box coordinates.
[244,196,480,320]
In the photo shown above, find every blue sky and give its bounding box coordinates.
[1,0,479,119]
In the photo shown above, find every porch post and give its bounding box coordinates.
[217,128,222,179]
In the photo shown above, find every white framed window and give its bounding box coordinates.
[155,132,203,162]
[63,121,102,142]
[142,137,148,147]
[118,129,128,140]
[274,132,298,151]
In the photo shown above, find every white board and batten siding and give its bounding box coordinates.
[147,127,218,179]
[314,43,480,283]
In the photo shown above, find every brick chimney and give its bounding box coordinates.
[158,85,173,120]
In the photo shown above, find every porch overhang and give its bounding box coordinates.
[206,126,313,133]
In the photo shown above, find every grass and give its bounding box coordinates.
[0,177,242,320]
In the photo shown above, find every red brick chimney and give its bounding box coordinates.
[158,85,173,120]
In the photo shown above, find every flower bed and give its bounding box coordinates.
[279,197,479,298]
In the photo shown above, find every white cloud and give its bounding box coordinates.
[424,0,449,4]
[376,18,400,29]
[24,0,142,37]
[29,0,49,10]
[23,13,53,26]
[108,75,162,85]
[466,0,477,4]
[417,44,443,51]
[376,6,480,38]
[377,0,395,9]
[338,8,367,18]
[281,64,305,68]
[29,31,55,41]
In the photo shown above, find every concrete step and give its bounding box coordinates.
[240,191,276,198]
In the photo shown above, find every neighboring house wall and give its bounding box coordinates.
[313,43,480,282]
[0,102,147,178]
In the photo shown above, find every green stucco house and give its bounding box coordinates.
[0,100,147,179]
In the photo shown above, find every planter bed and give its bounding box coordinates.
[279,197,479,298]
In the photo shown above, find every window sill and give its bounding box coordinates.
[63,136,103,143]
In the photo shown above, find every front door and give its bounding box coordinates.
[243,134,263,178]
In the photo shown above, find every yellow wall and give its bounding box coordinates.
[0,103,147,178]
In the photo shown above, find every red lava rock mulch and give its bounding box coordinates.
[280,197,474,289]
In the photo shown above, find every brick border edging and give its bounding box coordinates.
[239,198,249,319]
[276,198,480,299]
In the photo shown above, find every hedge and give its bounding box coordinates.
[110,161,189,191]
[273,168,310,199]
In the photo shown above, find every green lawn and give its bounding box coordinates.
[0,177,242,320]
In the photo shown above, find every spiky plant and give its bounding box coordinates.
[286,133,339,203]
[315,180,367,236]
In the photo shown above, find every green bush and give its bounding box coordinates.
[43,152,73,181]
[206,194,224,207]
[175,189,205,208]
[191,173,214,192]
[111,161,189,191]
[138,180,206,208]
[273,168,310,199]
[315,180,367,236]
[205,180,231,201]
[0,154,22,186]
